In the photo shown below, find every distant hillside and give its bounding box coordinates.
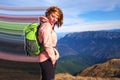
[56,44,79,56]
[77,59,120,78]
[57,32,69,40]
[103,29,120,32]
[58,31,120,63]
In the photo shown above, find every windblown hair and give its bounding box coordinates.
[45,6,63,27]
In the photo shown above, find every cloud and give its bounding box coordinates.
[57,0,120,11]
[53,0,120,27]
[55,20,120,33]
[1,0,120,17]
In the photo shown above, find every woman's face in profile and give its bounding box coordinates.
[47,12,59,25]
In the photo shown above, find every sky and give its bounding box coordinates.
[0,0,120,33]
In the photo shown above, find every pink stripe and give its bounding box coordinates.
[0,51,39,62]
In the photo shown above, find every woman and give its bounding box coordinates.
[38,6,63,80]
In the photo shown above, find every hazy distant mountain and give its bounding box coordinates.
[57,32,69,40]
[58,31,120,63]
[56,44,79,56]
[102,29,120,32]
[77,59,120,78]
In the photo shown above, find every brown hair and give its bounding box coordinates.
[45,6,63,27]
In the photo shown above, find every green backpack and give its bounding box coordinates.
[24,23,44,56]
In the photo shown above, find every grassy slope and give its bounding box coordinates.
[78,59,120,78]
[55,73,120,80]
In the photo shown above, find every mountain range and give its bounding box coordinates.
[56,30,120,74]
[57,31,120,62]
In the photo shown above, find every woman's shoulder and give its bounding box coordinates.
[41,22,51,29]
[39,22,52,33]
